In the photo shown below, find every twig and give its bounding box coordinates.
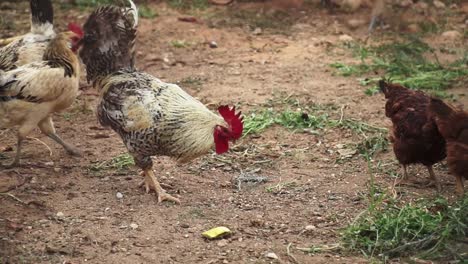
[383,234,439,256]
[339,105,345,124]
[0,192,28,205]
[286,243,299,264]
[27,137,53,156]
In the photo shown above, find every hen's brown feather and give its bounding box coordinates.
[380,80,446,167]
[429,98,468,192]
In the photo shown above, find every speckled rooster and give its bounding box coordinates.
[76,1,243,204]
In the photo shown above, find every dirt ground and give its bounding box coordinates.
[0,1,467,263]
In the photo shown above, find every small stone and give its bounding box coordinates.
[433,0,445,9]
[441,30,461,41]
[217,239,228,247]
[305,225,316,231]
[341,0,362,12]
[44,161,54,166]
[209,41,218,48]
[338,34,353,43]
[56,212,64,218]
[415,1,429,10]
[265,252,279,259]
[116,192,123,199]
[130,223,138,229]
[407,23,420,33]
[346,19,366,29]
[252,27,262,35]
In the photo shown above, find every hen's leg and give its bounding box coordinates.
[393,164,409,188]
[426,165,441,192]
[140,169,180,204]
[38,117,82,157]
[455,174,464,196]
[3,122,36,168]
[4,137,23,168]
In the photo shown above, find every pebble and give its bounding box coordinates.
[341,0,362,12]
[209,41,218,48]
[252,27,262,35]
[265,252,279,259]
[56,212,64,218]
[338,34,353,43]
[305,225,316,231]
[44,161,54,166]
[130,223,138,229]
[116,192,124,199]
[346,19,366,29]
[441,30,461,41]
[217,239,228,247]
[407,24,420,33]
[433,0,445,9]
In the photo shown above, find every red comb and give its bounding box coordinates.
[218,105,243,140]
[68,22,84,37]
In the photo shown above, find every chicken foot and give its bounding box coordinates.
[39,117,82,157]
[139,169,180,204]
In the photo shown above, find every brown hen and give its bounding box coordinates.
[379,80,446,191]
[429,98,468,196]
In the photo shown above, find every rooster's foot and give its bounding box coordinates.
[139,170,180,204]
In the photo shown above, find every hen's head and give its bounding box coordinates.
[214,106,244,154]
[67,23,84,53]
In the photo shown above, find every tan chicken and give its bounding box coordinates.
[0,30,83,167]
[76,1,244,204]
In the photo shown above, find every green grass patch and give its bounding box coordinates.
[139,5,158,19]
[330,37,468,98]
[342,195,468,261]
[167,0,209,10]
[243,101,388,158]
[90,153,134,172]
[170,40,191,48]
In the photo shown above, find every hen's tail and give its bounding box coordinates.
[30,0,54,34]
[79,0,138,82]
[429,98,454,120]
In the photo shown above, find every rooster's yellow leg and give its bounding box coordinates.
[140,169,180,204]
[39,117,82,157]
[426,166,441,192]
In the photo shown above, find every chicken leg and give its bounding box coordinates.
[455,174,464,196]
[393,164,409,188]
[139,169,180,204]
[2,121,35,168]
[426,166,441,192]
[38,117,82,157]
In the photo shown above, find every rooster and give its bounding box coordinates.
[76,1,243,204]
[379,80,446,191]
[0,0,83,70]
[429,98,468,196]
[0,30,83,167]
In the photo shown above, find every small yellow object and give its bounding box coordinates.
[202,226,231,239]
